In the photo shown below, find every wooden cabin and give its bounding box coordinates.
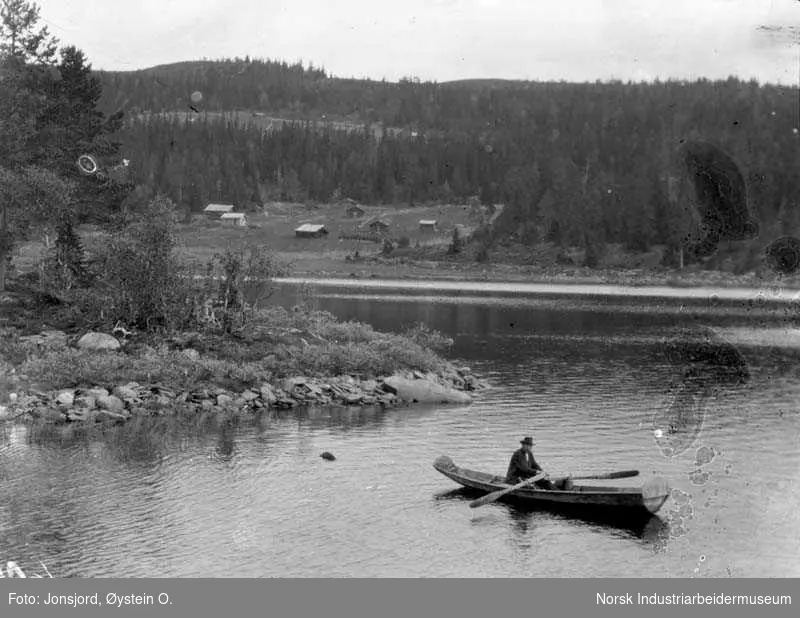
[295,224,329,238]
[220,212,248,227]
[345,204,365,218]
[203,203,235,218]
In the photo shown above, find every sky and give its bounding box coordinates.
[33,0,800,84]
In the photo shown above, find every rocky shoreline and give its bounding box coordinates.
[0,330,487,426]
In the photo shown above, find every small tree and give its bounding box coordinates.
[0,165,72,291]
[93,194,190,331]
[475,240,490,263]
[211,244,284,334]
[448,226,463,254]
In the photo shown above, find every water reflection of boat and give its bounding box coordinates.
[434,487,669,544]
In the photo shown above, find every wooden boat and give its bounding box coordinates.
[433,456,670,515]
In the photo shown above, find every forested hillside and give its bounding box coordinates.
[99,58,800,266]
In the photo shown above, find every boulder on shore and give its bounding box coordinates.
[259,384,277,404]
[95,409,128,424]
[96,395,125,413]
[76,332,121,351]
[181,348,200,361]
[112,385,138,401]
[55,390,75,407]
[382,375,472,404]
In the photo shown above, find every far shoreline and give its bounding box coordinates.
[276,262,800,296]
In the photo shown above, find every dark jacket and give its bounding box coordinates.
[506,447,542,483]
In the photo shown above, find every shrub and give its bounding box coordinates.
[448,227,463,254]
[475,241,490,263]
[0,328,33,365]
[400,322,454,353]
[38,220,88,293]
[86,194,195,332]
[208,244,285,334]
[583,239,604,268]
[397,235,410,248]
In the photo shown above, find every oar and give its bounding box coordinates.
[469,472,546,509]
[563,470,639,481]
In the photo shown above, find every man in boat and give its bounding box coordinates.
[506,436,557,490]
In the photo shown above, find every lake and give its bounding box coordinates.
[1,280,799,577]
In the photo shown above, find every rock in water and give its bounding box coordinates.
[321,452,336,461]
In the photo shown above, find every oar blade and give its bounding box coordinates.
[570,469,640,481]
[601,469,639,480]
[469,490,505,509]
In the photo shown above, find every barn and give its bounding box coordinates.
[295,224,329,238]
[345,204,365,218]
[204,203,235,218]
[220,212,248,227]
[366,219,390,233]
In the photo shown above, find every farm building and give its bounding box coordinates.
[345,204,365,218]
[295,224,329,238]
[419,220,438,231]
[204,203,235,217]
[365,218,390,233]
[220,212,248,226]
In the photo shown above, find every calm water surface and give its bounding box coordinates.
[1,282,799,577]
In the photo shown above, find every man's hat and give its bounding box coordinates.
[520,437,535,446]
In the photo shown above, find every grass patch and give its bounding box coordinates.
[11,306,455,391]
[18,347,274,391]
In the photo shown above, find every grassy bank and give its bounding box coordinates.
[0,298,451,391]
[0,275,480,428]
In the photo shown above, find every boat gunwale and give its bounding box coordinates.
[452,466,645,496]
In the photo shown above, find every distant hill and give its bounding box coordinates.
[95,58,601,132]
[440,78,532,89]
[96,57,800,273]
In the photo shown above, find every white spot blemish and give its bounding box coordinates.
[654,429,664,438]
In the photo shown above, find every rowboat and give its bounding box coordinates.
[433,456,670,515]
